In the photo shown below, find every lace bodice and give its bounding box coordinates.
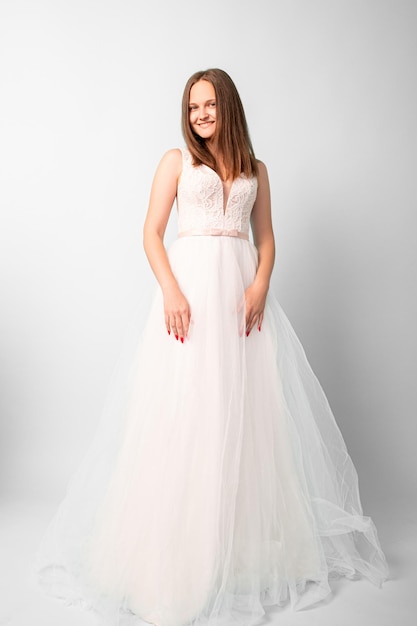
[176,148,258,237]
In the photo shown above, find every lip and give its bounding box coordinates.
[198,122,214,128]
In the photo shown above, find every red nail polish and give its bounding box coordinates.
[175,334,179,340]
[246,330,250,337]
[180,337,184,343]
[258,325,261,332]
[168,329,171,335]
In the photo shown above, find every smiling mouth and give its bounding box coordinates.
[198,122,214,128]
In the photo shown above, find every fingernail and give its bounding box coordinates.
[175,334,179,340]
[180,337,184,343]
[258,325,261,332]
[246,331,250,337]
[168,329,171,335]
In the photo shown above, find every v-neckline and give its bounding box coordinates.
[202,164,239,216]
[220,177,235,215]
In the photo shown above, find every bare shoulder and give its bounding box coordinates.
[154,148,182,181]
[255,159,269,177]
[162,147,182,162]
[160,148,182,168]
[255,160,270,192]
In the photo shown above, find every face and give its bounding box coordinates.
[189,80,217,142]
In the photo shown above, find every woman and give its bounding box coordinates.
[36,69,389,626]
[143,73,273,344]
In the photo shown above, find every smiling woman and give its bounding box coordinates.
[35,68,389,626]
[181,68,258,182]
[188,81,217,140]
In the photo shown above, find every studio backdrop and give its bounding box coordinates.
[0,0,416,517]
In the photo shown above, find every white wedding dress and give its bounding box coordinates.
[35,147,389,626]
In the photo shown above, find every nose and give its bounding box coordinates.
[198,107,209,120]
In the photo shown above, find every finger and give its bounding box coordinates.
[246,314,255,336]
[165,314,171,335]
[247,311,261,336]
[258,312,264,331]
[181,309,190,339]
[245,306,251,329]
[175,314,184,341]
[170,317,178,339]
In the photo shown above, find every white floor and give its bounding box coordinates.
[1,497,415,626]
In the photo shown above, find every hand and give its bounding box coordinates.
[163,285,191,342]
[243,280,268,336]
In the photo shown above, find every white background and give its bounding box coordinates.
[0,0,416,624]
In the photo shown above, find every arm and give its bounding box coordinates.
[246,160,275,334]
[143,149,190,341]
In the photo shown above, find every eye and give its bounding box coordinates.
[209,101,216,107]
[189,105,198,111]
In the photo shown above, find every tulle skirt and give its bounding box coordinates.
[35,235,389,626]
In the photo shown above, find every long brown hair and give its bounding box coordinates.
[181,68,259,180]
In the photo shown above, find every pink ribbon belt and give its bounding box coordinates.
[178,228,249,241]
